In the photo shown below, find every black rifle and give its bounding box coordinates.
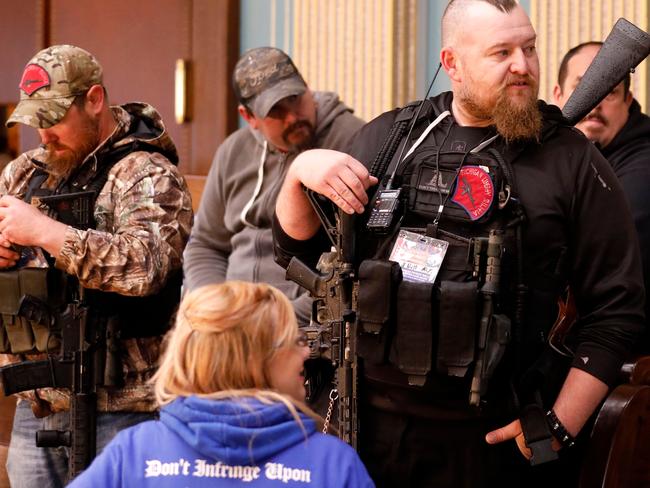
[286,191,359,447]
[0,191,101,481]
[0,291,97,480]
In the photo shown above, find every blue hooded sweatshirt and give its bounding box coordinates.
[67,396,374,487]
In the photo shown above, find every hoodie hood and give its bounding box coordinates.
[25,102,179,184]
[313,91,354,136]
[105,102,179,164]
[59,102,179,187]
[160,396,317,465]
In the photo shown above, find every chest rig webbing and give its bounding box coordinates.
[354,104,528,407]
[43,141,182,339]
[0,141,181,355]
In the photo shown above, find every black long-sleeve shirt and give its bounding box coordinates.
[601,99,650,351]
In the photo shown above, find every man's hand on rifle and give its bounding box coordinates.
[293,149,377,215]
[276,149,377,241]
[0,195,68,259]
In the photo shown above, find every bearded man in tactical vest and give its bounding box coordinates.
[0,45,192,487]
[273,1,645,486]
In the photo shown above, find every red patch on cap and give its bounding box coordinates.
[19,64,51,96]
[451,166,494,220]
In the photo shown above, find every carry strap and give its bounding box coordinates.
[24,170,48,205]
[520,403,558,465]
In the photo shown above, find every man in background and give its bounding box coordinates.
[554,41,650,350]
[183,47,364,412]
[183,46,364,326]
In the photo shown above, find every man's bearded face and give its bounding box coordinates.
[458,71,542,143]
[42,107,101,179]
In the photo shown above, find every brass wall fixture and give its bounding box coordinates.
[175,59,189,124]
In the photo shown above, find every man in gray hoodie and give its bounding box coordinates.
[183,47,364,326]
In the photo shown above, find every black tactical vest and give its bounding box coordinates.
[353,108,527,407]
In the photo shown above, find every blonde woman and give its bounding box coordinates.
[68,281,373,487]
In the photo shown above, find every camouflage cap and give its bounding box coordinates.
[6,45,103,129]
[233,47,307,118]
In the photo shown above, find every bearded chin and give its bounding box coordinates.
[282,121,316,152]
[459,82,542,144]
[46,150,83,180]
[492,90,542,144]
[45,117,100,182]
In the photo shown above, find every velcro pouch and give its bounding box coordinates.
[437,280,478,377]
[0,271,21,315]
[357,259,402,364]
[0,269,53,354]
[389,280,434,386]
[0,271,34,353]
[20,268,56,352]
[406,150,503,225]
[0,270,17,350]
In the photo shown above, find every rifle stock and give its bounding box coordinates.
[548,18,650,356]
[562,18,650,125]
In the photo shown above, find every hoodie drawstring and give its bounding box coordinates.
[240,140,268,228]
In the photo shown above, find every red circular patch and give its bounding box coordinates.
[451,166,494,220]
[19,64,51,96]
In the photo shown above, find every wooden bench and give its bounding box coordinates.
[580,356,650,487]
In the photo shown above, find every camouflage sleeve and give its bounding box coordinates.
[0,153,36,197]
[55,151,193,296]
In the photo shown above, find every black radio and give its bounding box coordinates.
[366,188,402,233]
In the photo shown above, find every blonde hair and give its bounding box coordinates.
[153,281,321,427]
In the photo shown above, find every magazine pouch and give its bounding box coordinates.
[357,259,402,364]
[437,280,478,377]
[389,280,435,386]
[0,268,54,353]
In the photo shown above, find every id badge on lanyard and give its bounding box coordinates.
[389,229,448,283]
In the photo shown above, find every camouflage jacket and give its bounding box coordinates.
[0,103,193,412]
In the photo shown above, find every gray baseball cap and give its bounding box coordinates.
[6,45,103,129]
[233,47,307,118]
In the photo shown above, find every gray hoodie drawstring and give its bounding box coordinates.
[239,140,268,228]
